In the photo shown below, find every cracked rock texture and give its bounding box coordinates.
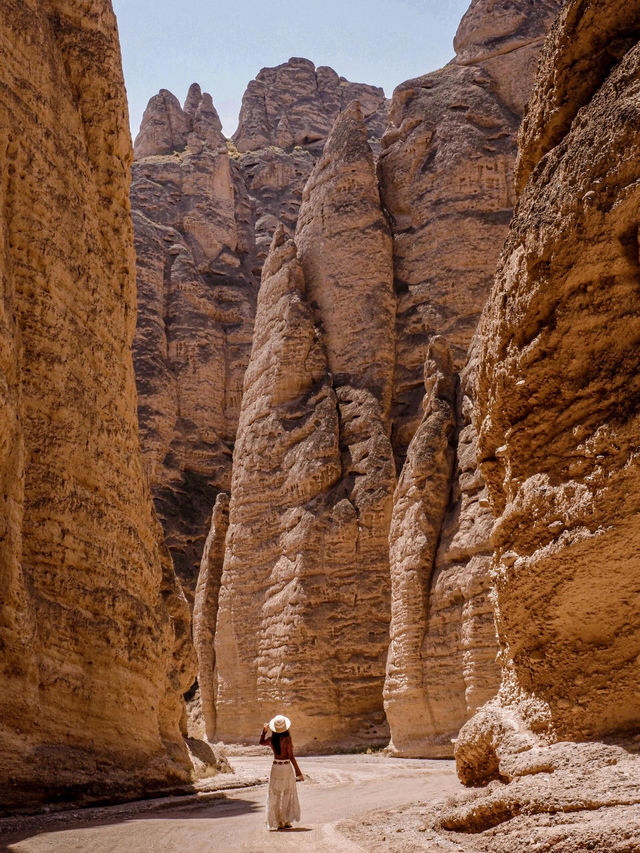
[381,0,558,759]
[193,492,229,741]
[214,103,395,749]
[131,61,389,600]
[385,339,499,757]
[449,0,640,845]
[0,0,194,812]
[378,0,561,468]
[131,85,258,600]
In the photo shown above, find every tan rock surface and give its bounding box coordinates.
[0,0,193,812]
[233,57,388,154]
[449,0,640,843]
[384,339,457,756]
[214,107,396,748]
[131,86,257,599]
[132,65,390,602]
[378,0,561,467]
[385,339,499,758]
[193,493,230,741]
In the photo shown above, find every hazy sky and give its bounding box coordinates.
[112,0,471,140]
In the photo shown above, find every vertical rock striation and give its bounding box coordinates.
[214,103,395,748]
[131,85,257,600]
[445,0,640,845]
[385,337,499,758]
[132,64,390,602]
[233,57,389,270]
[379,0,562,467]
[382,0,559,758]
[0,0,193,812]
[193,492,229,741]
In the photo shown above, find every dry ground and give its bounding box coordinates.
[0,754,463,852]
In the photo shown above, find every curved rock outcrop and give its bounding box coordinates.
[0,0,193,812]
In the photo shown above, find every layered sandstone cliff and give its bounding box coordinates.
[385,339,498,757]
[379,0,562,466]
[381,0,560,757]
[213,105,395,748]
[131,86,257,599]
[445,0,640,845]
[0,0,193,812]
[132,61,389,599]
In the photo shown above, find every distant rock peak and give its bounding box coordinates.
[134,83,225,159]
[232,56,388,153]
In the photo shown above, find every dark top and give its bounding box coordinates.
[259,727,303,778]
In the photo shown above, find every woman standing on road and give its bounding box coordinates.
[260,714,304,831]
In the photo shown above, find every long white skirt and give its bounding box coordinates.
[266,761,301,829]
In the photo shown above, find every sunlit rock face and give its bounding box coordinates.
[131,63,390,602]
[213,104,395,750]
[378,0,562,469]
[381,0,561,759]
[0,0,193,812]
[446,0,640,846]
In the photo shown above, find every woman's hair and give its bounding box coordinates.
[271,731,290,754]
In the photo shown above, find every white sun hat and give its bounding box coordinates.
[269,714,291,733]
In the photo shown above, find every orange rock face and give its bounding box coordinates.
[214,104,395,749]
[0,0,193,811]
[132,63,390,601]
[448,0,640,844]
[381,0,560,759]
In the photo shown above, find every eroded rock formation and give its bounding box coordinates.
[233,56,388,153]
[0,0,193,812]
[214,102,395,749]
[131,85,257,599]
[381,0,560,758]
[132,62,389,599]
[378,0,562,467]
[193,492,229,741]
[446,0,640,844]
[385,339,499,757]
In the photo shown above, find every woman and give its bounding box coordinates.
[260,714,304,830]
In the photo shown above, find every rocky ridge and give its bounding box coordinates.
[0,0,194,811]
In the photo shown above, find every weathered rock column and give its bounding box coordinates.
[214,103,396,749]
[457,0,640,785]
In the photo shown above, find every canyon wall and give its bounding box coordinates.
[214,105,395,749]
[131,86,257,600]
[0,0,193,812]
[381,0,561,757]
[132,61,388,599]
[442,0,640,847]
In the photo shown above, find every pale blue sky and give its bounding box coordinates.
[112,0,471,139]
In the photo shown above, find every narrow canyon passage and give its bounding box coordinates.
[1,756,461,852]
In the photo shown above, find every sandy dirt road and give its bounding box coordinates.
[1,755,462,852]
